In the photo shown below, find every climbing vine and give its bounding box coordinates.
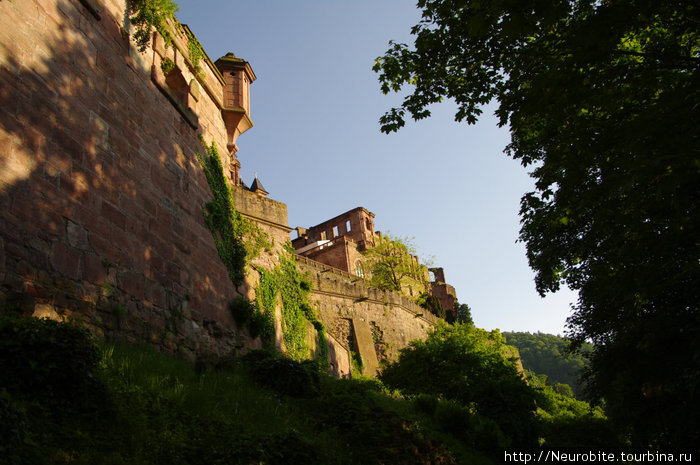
[196,137,250,287]
[229,296,275,350]
[160,56,175,74]
[126,0,179,52]
[196,137,326,366]
[185,28,205,74]
[127,0,205,73]
[255,244,328,365]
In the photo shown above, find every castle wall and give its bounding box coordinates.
[0,0,287,359]
[296,255,439,372]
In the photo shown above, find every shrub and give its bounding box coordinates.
[241,350,320,398]
[0,314,104,410]
[380,323,539,447]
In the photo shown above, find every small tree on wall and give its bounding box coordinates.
[362,234,429,294]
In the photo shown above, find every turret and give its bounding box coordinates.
[215,53,256,155]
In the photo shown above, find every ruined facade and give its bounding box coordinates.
[292,207,377,276]
[293,207,457,305]
[0,0,459,376]
[430,267,457,320]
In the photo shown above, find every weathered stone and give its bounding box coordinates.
[32,303,62,321]
[0,0,449,373]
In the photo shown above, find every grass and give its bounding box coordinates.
[95,341,486,464]
[2,313,616,464]
[0,312,492,465]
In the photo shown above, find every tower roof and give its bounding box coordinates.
[250,174,268,196]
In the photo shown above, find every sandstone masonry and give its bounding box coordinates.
[0,0,456,374]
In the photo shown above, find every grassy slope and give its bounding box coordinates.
[2,331,495,465]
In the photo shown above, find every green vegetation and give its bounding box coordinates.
[0,314,488,464]
[127,0,205,72]
[254,244,328,364]
[380,322,619,451]
[1,313,626,463]
[362,233,429,294]
[126,0,179,52]
[159,56,175,74]
[229,295,275,348]
[381,323,539,448]
[374,0,699,449]
[196,137,255,287]
[503,331,592,399]
[197,137,323,364]
[184,28,205,74]
[416,292,445,319]
[453,300,473,325]
[535,385,616,449]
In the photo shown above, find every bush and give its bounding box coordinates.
[229,296,275,345]
[535,385,618,448]
[0,314,103,409]
[0,389,30,465]
[380,323,539,447]
[241,350,320,398]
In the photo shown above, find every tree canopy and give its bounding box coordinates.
[362,234,429,295]
[380,323,539,447]
[503,331,591,399]
[375,0,699,448]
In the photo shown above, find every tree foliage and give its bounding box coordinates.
[454,300,474,325]
[417,292,446,319]
[504,331,591,399]
[380,323,539,447]
[375,0,699,448]
[362,233,429,294]
[126,0,180,52]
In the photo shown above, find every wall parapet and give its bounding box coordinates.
[295,255,440,327]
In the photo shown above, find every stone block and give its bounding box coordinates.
[118,270,145,300]
[351,317,380,377]
[83,252,108,284]
[66,219,89,249]
[50,241,81,280]
[101,200,126,230]
[33,303,62,321]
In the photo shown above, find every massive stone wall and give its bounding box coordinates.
[0,0,443,374]
[0,0,289,359]
[296,255,439,376]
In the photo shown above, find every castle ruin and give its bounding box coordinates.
[0,0,457,377]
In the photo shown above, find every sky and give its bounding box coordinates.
[174,0,578,336]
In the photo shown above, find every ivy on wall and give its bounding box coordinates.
[196,137,250,287]
[185,28,205,74]
[127,0,206,72]
[126,0,179,52]
[196,138,326,366]
[255,244,329,365]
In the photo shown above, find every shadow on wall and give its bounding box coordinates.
[0,0,239,354]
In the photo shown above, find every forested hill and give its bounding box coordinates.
[503,332,592,398]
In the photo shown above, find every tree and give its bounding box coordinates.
[374,0,699,448]
[454,300,473,325]
[503,332,592,399]
[380,323,539,447]
[417,292,446,319]
[362,234,429,294]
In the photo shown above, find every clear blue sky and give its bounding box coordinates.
[175,0,578,336]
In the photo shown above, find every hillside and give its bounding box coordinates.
[1,313,620,464]
[503,331,592,398]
